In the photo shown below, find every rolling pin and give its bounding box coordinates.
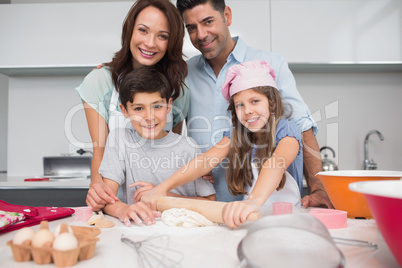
[157,196,261,224]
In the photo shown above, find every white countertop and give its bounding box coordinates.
[0,208,399,268]
[0,175,90,189]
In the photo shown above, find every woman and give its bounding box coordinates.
[76,0,188,210]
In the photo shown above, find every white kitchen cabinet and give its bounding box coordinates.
[0,2,128,69]
[0,1,271,76]
[271,0,402,63]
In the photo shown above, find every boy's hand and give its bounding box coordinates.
[130,181,156,203]
[222,200,260,229]
[86,181,119,211]
[119,202,161,226]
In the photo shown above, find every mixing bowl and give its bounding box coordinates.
[315,170,402,218]
[349,180,402,267]
[237,214,345,267]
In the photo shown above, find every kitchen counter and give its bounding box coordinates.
[0,208,399,268]
[0,175,90,189]
[0,176,90,207]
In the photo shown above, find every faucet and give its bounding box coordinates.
[364,130,384,170]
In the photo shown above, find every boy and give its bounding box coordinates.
[100,66,216,226]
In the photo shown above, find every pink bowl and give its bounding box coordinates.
[309,208,347,229]
[74,206,93,222]
[272,202,292,215]
[349,180,402,267]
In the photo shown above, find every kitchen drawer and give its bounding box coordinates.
[0,188,87,207]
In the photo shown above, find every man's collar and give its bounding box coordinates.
[197,36,247,66]
[230,36,247,63]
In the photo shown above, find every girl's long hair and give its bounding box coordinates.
[105,0,187,100]
[226,86,291,196]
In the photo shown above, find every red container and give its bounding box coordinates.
[349,180,402,267]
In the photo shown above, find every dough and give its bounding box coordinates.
[161,208,217,228]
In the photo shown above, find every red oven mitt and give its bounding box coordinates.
[0,200,75,234]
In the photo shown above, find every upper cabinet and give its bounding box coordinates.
[0,1,271,75]
[0,0,400,75]
[271,0,402,63]
[0,2,130,69]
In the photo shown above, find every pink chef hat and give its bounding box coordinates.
[221,60,277,102]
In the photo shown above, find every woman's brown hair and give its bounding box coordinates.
[226,86,290,196]
[105,0,187,100]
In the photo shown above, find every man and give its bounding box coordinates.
[177,0,333,208]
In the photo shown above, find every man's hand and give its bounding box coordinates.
[301,189,334,209]
[86,181,119,211]
[202,171,214,184]
[301,128,334,208]
[130,181,156,203]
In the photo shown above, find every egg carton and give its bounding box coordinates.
[7,222,100,267]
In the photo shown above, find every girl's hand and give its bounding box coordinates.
[119,202,161,226]
[140,186,168,211]
[86,181,119,211]
[222,200,261,229]
[130,181,156,203]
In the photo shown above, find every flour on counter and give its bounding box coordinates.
[161,208,217,228]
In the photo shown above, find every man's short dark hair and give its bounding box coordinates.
[176,0,226,16]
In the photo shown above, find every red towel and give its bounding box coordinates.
[0,200,74,234]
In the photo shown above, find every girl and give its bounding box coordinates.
[142,60,303,228]
[75,0,188,210]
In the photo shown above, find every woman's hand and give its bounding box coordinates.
[118,202,161,226]
[86,181,119,211]
[222,200,261,229]
[130,181,156,203]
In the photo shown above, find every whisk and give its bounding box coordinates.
[121,234,184,268]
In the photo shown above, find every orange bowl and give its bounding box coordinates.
[315,170,402,219]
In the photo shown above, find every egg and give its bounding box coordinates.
[31,229,55,248]
[12,227,35,245]
[52,233,78,251]
[54,224,73,237]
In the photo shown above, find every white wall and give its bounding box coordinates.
[0,74,8,172]
[7,75,92,176]
[295,71,402,171]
